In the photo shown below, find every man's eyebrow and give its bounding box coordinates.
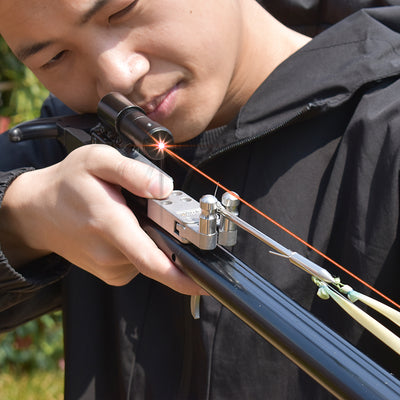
[80,0,110,25]
[15,40,55,62]
[15,0,110,62]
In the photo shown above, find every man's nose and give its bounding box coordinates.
[95,47,150,98]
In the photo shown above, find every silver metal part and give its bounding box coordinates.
[287,252,336,283]
[270,251,336,284]
[190,295,201,319]
[199,195,218,248]
[148,189,336,284]
[218,192,240,246]
[218,205,336,284]
[217,206,289,254]
[147,191,218,250]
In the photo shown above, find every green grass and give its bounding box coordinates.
[0,368,63,399]
[0,312,64,399]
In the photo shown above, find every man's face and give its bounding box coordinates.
[0,0,245,142]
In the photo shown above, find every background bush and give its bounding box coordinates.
[0,36,49,124]
[0,36,64,376]
[0,312,63,373]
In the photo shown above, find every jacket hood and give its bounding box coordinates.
[260,0,400,36]
[234,7,400,142]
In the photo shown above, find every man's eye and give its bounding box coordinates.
[109,0,138,22]
[41,51,67,69]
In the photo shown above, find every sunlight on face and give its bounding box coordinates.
[0,0,245,142]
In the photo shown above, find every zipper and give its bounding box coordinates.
[177,101,324,396]
[182,102,323,188]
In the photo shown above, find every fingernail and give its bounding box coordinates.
[147,173,174,198]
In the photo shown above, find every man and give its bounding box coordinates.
[0,0,400,398]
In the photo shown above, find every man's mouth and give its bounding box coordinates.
[139,84,179,120]
[141,93,168,114]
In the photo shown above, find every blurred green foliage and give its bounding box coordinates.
[0,35,49,124]
[0,36,64,375]
[0,311,63,372]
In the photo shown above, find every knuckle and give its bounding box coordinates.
[85,249,138,286]
[106,276,132,287]
[89,251,116,271]
[101,267,138,287]
[118,158,155,187]
[84,217,106,238]
[115,158,134,182]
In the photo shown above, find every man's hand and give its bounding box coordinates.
[0,145,204,295]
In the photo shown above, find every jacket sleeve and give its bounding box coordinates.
[0,96,73,332]
[0,168,71,331]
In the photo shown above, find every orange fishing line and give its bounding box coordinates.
[164,147,400,311]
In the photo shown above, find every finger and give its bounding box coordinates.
[83,145,174,199]
[103,205,206,295]
[88,262,139,287]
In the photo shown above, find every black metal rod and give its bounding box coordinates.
[8,117,59,142]
[142,218,400,400]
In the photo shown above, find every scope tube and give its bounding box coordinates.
[97,92,174,160]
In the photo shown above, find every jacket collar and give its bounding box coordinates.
[232,7,400,141]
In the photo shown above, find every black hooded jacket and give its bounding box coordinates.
[260,0,400,35]
[1,6,400,400]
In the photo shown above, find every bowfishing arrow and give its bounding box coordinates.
[161,132,400,355]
